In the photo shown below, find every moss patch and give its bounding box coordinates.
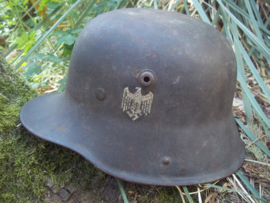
[0,55,104,202]
[0,55,196,202]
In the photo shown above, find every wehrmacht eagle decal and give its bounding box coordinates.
[121,87,154,121]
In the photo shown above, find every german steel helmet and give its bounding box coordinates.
[20,8,245,186]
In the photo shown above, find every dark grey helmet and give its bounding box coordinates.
[20,8,245,186]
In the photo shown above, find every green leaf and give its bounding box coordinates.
[37,53,50,59]
[15,0,84,69]
[15,38,26,48]
[5,4,63,59]
[93,2,108,14]
[29,30,36,39]
[16,34,29,48]
[28,55,37,60]
[63,44,73,55]
[53,30,67,36]
[23,0,29,6]
[46,2,62,9]
[29,53,49,60]
[25,65,42,79]
[57,76,67,92]
[108,0,118,8]
[70,28,83,34]
[24,18,35,27]
[24,42,35,53]
[75,0,98,27]
[57,34,77,45]
[24,61,37,70]
[47,55,68,63]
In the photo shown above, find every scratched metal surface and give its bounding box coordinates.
[20,8,245,186]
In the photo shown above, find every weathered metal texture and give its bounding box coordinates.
[20,8,245,186]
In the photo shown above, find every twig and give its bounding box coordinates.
[197,187,202,203]
[185,181,219,195]
[227,177,251,203]
[233,174,257,203]
[29,146,37,155]
[246,134,268,148]
[251,79,270,90]
[250,89,270,105]
[176,186,186,203]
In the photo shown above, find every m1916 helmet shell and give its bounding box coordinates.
[20,8,245,186]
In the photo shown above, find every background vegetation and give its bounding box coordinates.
[0,0,270,202]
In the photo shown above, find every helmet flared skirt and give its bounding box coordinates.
[20,92,245,186]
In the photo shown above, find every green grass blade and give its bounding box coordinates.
[229,20,270,101]
[11,7,65,65]
[116,179,129,203]
[34,4,64,32]
[204,183,245,193]
[264,15,270,27]
[249,0,270,66]
[235,119,270,157]
[216,0,270,59]
[3,45,18,59]
[117,0,130,9]
[237,70,270,129]
[228,19,270,104]
[203,0,216,14]
[211,7,221,26]
[205,183,267,202]
[230,22,252,122]
[219,7,270,127]
[224,16,252,122]
[223,0,249,18]
[220,11,233,44]
[190,0,210,24]
[250,0,264,25]
[236,171,261,200]
[235,38,270,101]
[170,0,181,11]
[154,0,158,9]
[183,186,193,203]
[222,0,270,36]
[75,0,98,27]
[14,0,85,70]
[183,0,190,15]
[4,4,64,58]
[244,0,263,41]
[256,114,270,146]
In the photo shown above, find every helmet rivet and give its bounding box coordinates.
[162,157,171,165]
[139,71,155,87]
[95,88,106,100]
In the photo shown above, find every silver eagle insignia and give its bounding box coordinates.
[121,87,154,121]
